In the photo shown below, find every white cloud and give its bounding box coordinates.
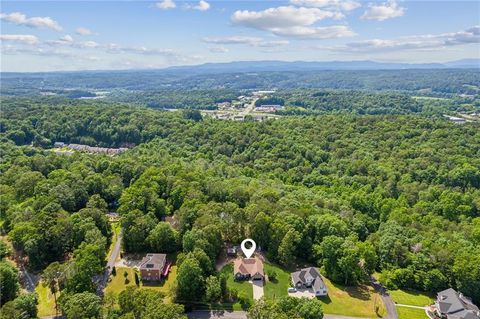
[156,0,176,10]
[209,46,229,53]
[194,0,210,11]
[231,6,353,39]
[326,26,480,52]
[0,34,39,44]
[0,12,63,31]
[202,36,264,45]
[257,40,290,47]
[361,0,405,21]
[232,6,342,29]
[202,36,290,47]
[76,27,93,36]
[290,0,361,11]
[271,25,355,38]
[62,34,74,42]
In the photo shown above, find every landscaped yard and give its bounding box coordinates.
[396,306,429,319]
[263,262,290,300]
[318,277,386,318]
[216,263,254,311]
[389,289,434,307]
[105,264,177,299]
[260,262,386,318]
[36,281,58,317]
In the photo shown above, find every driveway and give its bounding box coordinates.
[251,280,264,300]
[288,288,316,299]
[370,277,398,319]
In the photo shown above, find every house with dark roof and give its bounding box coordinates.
[291,267,328,297]
[434,288,480,319]
[139,253,166,281]
[233,258,264,281]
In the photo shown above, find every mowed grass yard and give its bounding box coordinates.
[389,289,433,319]
[262,261,386,318]
[216,264,254,311]
[396,307,429,319]
[389,289,434,306]
[36,281,58,317]
[105,265,178,300]
[317,278,386,318]
[263,262,290,300]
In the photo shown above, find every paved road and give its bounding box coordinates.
[370,277,398,319]
[187,311,378,319]
[97,229,123,295]
[107,229,122,269]
[251,280,264,300]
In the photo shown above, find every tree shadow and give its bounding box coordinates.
[330,281,372,301]
[318,295,332,304]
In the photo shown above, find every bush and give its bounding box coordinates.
[267,270,278,282]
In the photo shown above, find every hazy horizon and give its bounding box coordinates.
[1,0,479,72]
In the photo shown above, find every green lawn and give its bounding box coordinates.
[263,262,290,300]
[396,306,429,319]
[318,277,386,318]
[105,264,178,300]
[217,263,254,311]
[36,281,59,317]
[389,289,434,307]
[260,262,386,318]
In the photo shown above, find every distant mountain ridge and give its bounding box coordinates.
[1,59,478,75]
[166,59,480,73]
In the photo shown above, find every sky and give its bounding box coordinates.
[1,0,479,72]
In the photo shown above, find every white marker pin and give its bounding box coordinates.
[240,238,256,259]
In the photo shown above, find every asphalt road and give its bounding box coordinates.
[370,277,399,319]
[97,229,123,295]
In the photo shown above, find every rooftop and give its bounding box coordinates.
[437,288,479,319]
[234,258,264,277]
[140,253,167,271]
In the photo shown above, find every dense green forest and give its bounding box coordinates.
[0,99,479,318]
[275,90,479,115]
[2,69,479,96]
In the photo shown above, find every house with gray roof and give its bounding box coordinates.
[434,288,480,319]
[139,253,166,281]
[291,267,327,297]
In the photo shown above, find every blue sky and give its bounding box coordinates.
[1,0,479,71]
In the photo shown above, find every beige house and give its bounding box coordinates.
[233,258,264,281]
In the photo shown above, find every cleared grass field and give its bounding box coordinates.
[263,262,290,300]
[318,277,386,318]
[261,263,386,318]
[36,282,58,317]
[390,289,434,307]
[105,265,177,299]
[396,306,429,319]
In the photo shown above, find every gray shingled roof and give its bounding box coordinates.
[140,253,166,271]
[291,267,325,290]
[437,288,480,319]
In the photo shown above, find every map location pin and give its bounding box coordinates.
[241,238,256,259]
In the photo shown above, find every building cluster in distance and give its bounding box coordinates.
[53,142,128,155]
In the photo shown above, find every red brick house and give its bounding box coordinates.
[139,253,166,281]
